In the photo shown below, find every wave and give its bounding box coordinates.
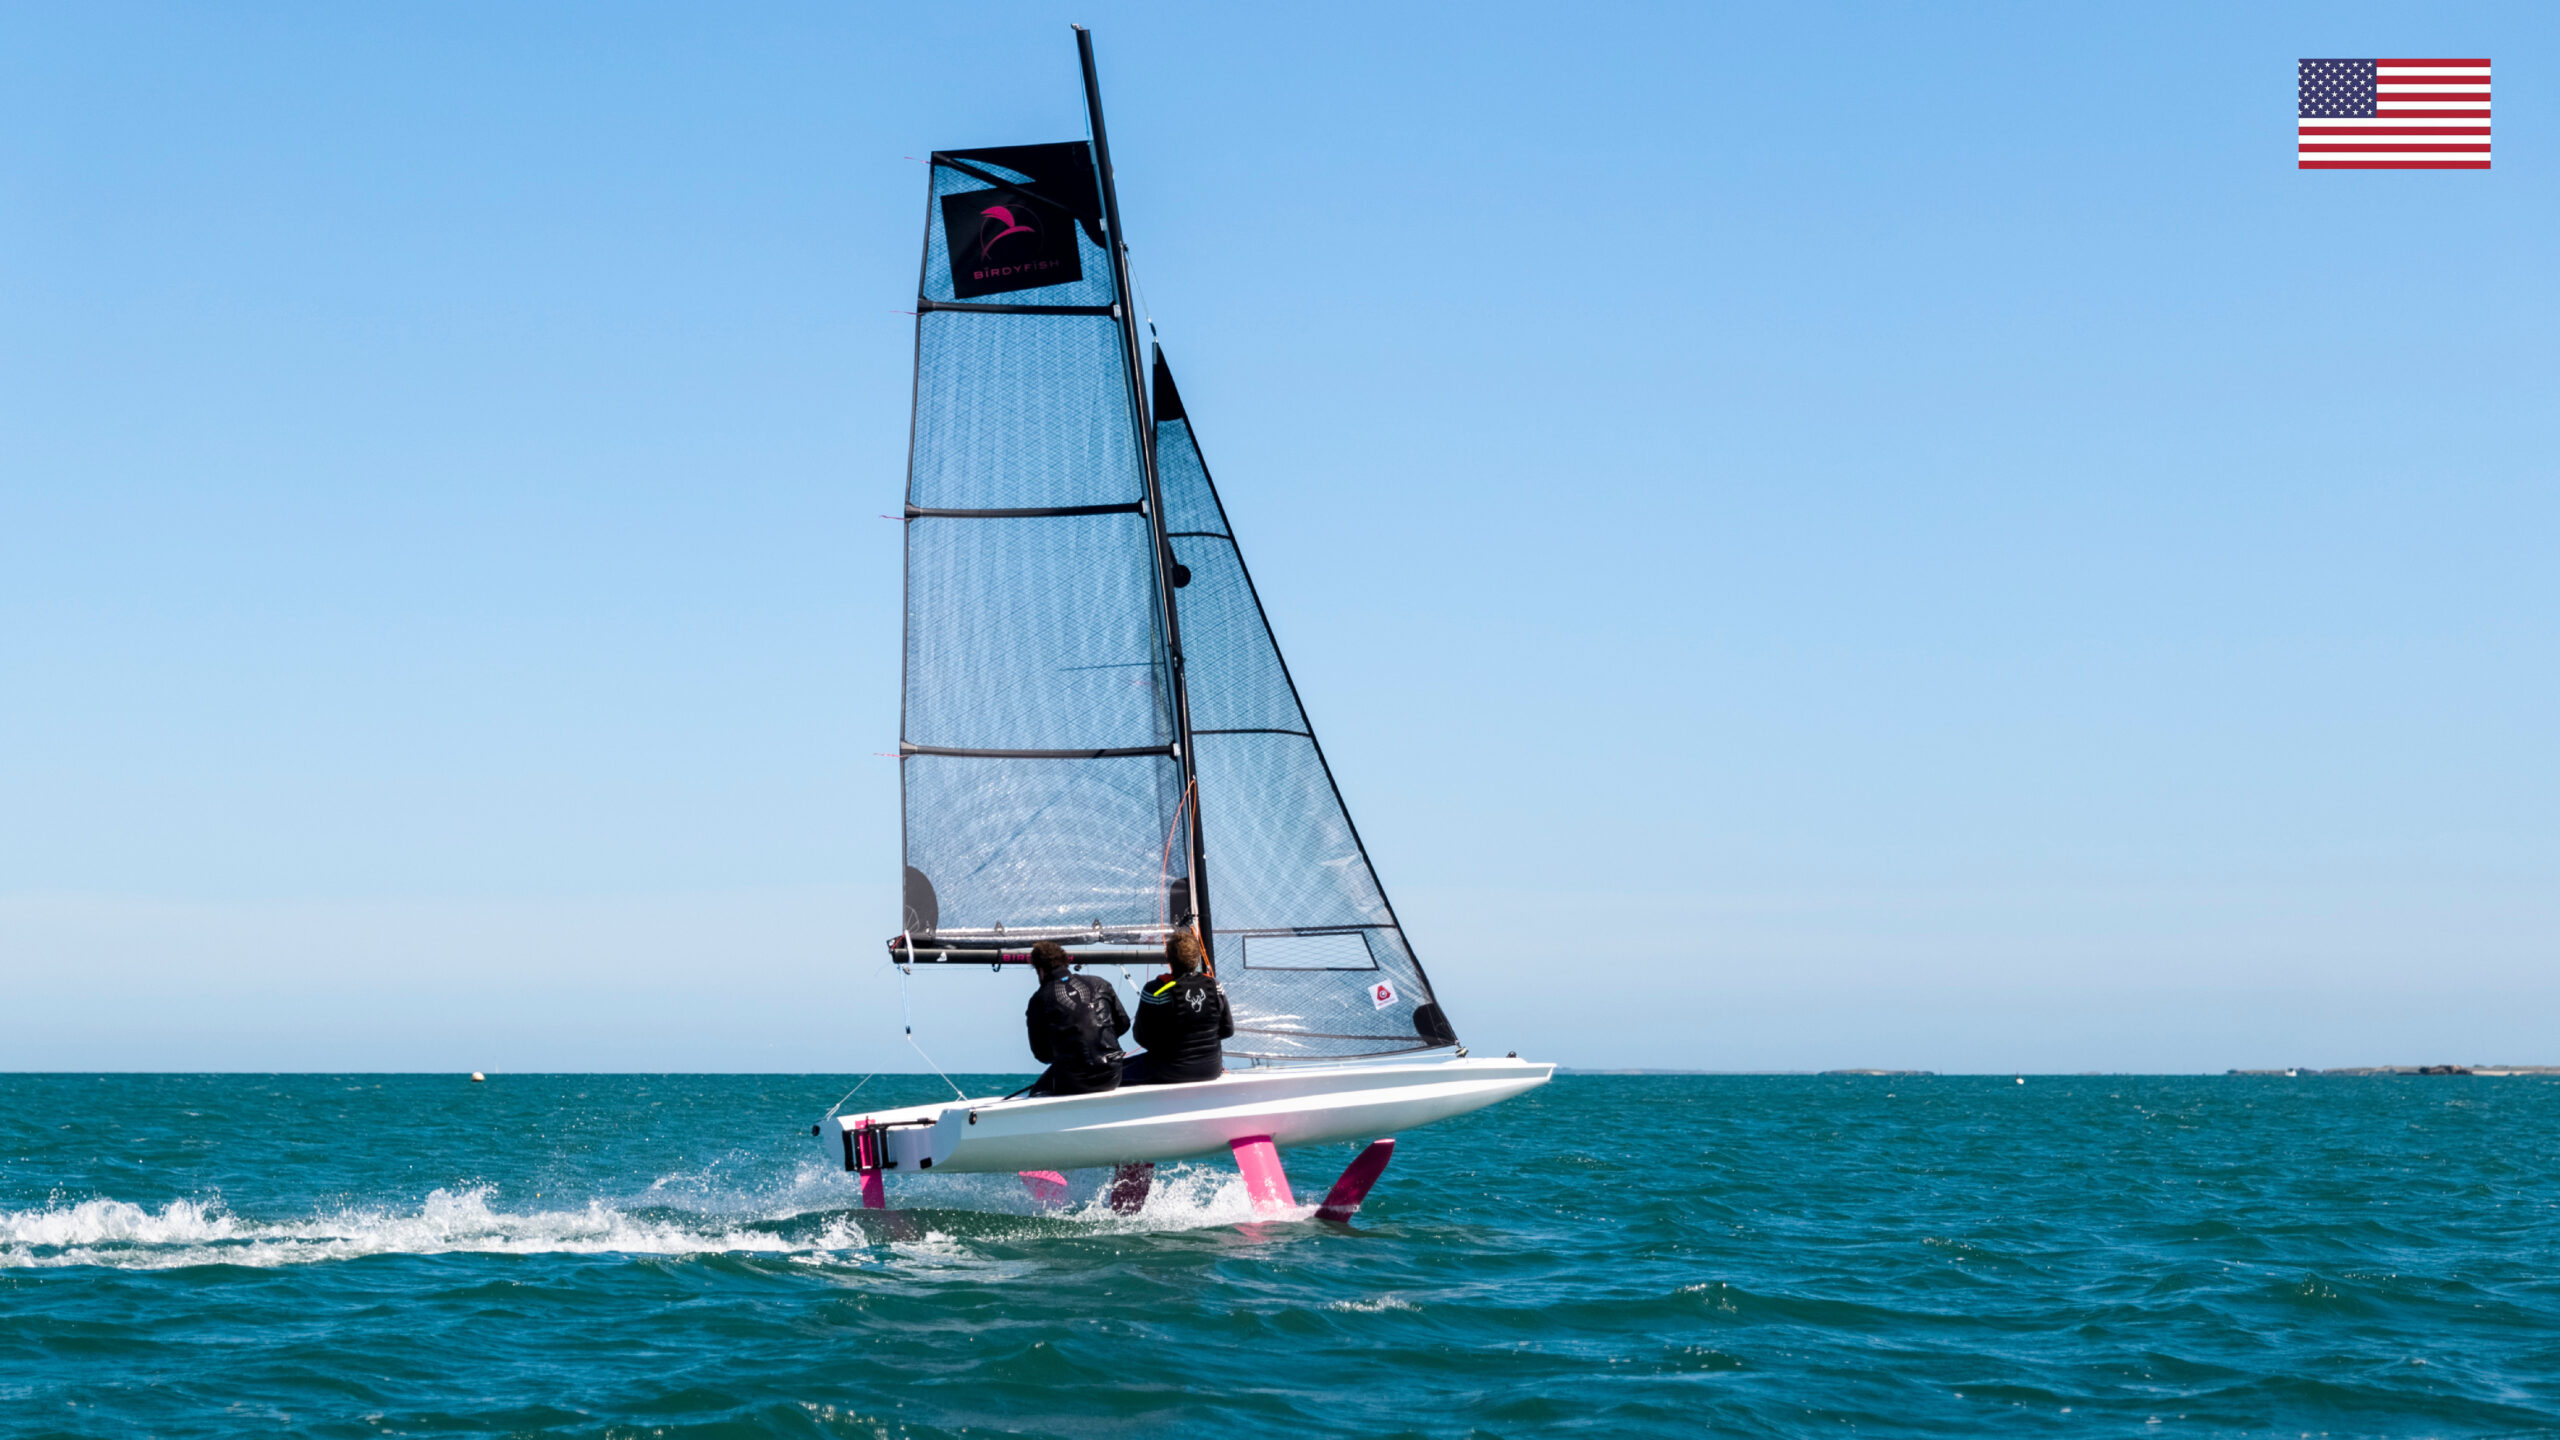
[0,1162,1304,1271]
[0,1187,828,1270]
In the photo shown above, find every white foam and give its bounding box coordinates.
[0,1187,829,1270]
[1059,1164,1318,1229]
[0,1161,1316,1271]
[897,1162,1317,1229]
[2,1196,242,1248]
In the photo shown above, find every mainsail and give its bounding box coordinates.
[898,136,1189,944]
[893,31,1458,1061]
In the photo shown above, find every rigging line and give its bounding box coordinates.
[824,956,911,1118]
[1129,259,1158,339]
[899,931,970,1101]
[1155,776,1197,928]
[823,1071,875,1121]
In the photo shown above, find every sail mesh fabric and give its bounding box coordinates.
[910,315,1138,512]
[902,755,1184,933]
[905,512,1167,752]
[1155,366,1456,1059]
[901,149,1185,938]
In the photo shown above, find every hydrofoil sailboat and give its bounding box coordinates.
[822,28,1550,1219]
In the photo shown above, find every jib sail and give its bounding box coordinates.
[1152,354,1458,1059]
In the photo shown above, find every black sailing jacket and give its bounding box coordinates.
[1025,972,1129,1088]
[1131,972,1234,1084]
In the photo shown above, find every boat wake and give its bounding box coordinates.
[0,1163,1310,1271]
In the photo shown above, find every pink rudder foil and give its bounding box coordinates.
[1229,1135,1295,1215]
[1019,1170,1070,1205]
[1314,1138,1395,1222]
[853,1120,886,1209]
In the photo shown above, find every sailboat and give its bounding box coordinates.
[820,27,1550,1219]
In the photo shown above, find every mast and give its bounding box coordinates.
[1075,26,1215,959]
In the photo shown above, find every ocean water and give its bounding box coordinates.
[4,1074,2558,1439]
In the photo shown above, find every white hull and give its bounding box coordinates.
[825,1055,1552,1176]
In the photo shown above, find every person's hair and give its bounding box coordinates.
[1030,940,1071,978]
[1164,929,1204,974]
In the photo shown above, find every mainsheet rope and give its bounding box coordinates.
[899,930,971,1101]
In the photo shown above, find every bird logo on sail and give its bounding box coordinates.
[974,205,1038,258]
[940,186,1083,299]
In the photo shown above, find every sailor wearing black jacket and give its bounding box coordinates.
[1123,929,1233,1086]
[1024,940,1128,1096]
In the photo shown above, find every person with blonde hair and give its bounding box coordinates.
[1120,928,1232,1086]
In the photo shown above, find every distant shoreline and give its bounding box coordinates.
[2221,1064,2560,1077]
[4,1067,2555,1078]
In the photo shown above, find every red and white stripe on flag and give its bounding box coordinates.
[2299,59,2490,170]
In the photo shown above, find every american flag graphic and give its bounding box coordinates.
[2299,59,2490,169]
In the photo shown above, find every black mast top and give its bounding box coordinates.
[1074,26,1214,959]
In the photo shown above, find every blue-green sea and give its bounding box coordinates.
[4,1073,2557,1438]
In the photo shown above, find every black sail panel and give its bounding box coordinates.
[1153,353,1456,1058]
[900,146,1187,942]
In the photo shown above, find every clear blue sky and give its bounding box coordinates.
[3,2,2552,1073]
